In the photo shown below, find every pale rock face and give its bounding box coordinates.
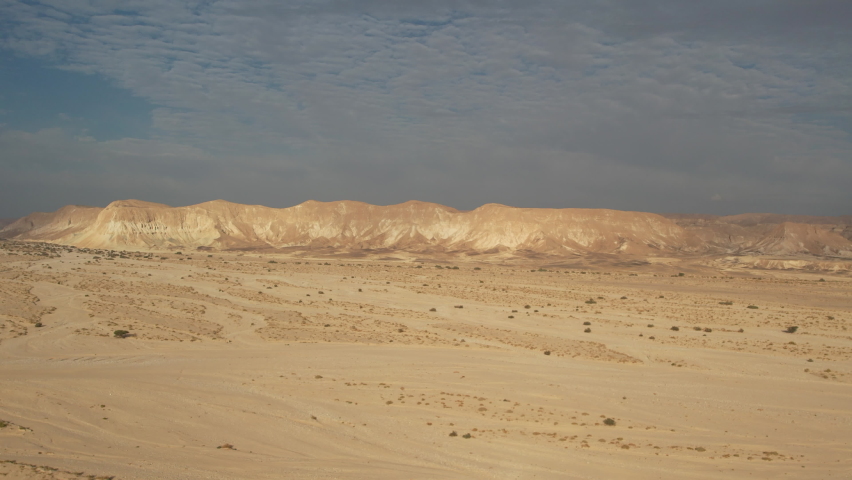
[2,199,851,257]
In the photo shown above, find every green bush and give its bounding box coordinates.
[785,326,799,333]
[603,418,616,426]
[113,330,130,338]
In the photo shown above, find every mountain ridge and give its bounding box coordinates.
[2,199,851,258]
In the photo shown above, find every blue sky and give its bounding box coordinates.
[1,0,850,217]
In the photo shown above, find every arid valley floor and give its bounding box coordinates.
[1,242,850,479]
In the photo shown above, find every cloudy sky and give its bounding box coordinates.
[1,0,850,218]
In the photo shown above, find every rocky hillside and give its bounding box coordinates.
[0,218,19,229]
[2,199,851,257]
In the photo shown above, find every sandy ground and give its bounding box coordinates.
[0,242,850,479]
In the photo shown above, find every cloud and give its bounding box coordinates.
[0,1,850,217]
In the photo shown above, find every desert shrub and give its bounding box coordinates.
[583,321,591,326]
[584,299,596,304]
[474,267,481,270]
[508,315,514,319]
[647,324,654,328]
[113,330,129,338]
[429,308,437,312]
[819,278,825,282]
[449,431,458,437]
[678,272,685,276]
[785,326,799,333]
[719,301,733,305]
[704,328,712,333]
[34,322,43,328]
[620,296,627,300]
[603,418,616,426]
[584,328,591,333]
[524,305,531,309]
[747,305,758,309]
[693,326,702,331]
[670,326,680,331]
[543,350,551,356]
[462,433,472,439]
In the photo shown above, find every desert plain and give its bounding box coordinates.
[1,241,850,479]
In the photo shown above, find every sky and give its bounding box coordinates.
[1,0,851,218]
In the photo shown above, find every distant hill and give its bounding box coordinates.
[2,200,851,258]
[0,218,19,229]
